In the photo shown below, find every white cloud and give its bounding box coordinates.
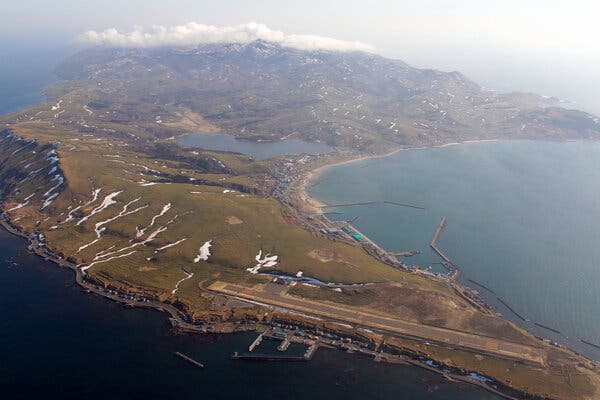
[78,22,375,53]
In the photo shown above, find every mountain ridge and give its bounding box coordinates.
[46,40,599,152]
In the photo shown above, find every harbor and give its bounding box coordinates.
[234,329,319,362]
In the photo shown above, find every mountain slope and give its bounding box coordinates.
[48,40,600,152]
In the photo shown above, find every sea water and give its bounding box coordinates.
[310,140,600,360]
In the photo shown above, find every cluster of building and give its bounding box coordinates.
[100,287,152,303]
[265,321,372,349]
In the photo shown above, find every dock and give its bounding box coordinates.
[231,343,319,362]
[174,352,204,368]
[232,352,309,361]
[249,333,263,351]
[277,337,291,352]
[234,330,320,362]
[304,343,318,360]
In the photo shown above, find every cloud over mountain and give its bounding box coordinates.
[79,22,375,53]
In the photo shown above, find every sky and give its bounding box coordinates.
[3,0,600,114]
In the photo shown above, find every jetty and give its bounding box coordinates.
[383,200,426,210]
[580,339,600,350]
[467,279,496,295]
[235,330,319,361]
[249,333,263,351]
[231,342,319,362]
[304,344,318,359]
[429,217,460,279]
[174,352,204,368]
[277,337,291,352]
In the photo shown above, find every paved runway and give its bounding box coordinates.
[209,281,545,366]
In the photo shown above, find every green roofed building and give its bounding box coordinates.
[351,233,364,241]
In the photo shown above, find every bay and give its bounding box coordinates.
[309,140,600,361]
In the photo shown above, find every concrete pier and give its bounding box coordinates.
[249,333,263,352]
[304,344,318,360]
[277,337,291,352]
[383,200,426,210]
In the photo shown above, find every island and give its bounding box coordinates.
[1,40,599,400]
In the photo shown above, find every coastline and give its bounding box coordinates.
[0,214,225,335]
[1,134,598,399]
[0,211,539,400]
[296,138,600,364]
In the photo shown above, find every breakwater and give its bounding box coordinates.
[581,340,600,350]
[429,217,460,279]
[174,352,204,368]
[534,322,562,335]
[467,279,496,295]
[383,201,426,210]
[496,297,526,322]
[322,201,376,208]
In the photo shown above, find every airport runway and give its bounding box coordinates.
[208,281,545,366]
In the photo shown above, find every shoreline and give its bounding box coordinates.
[296,138,600,365]
[0,212,537,400]
[1,133,598,399]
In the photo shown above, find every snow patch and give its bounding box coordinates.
[194,240,212,262]
[136,203,171,237]
[172,270,194,294]
[247,250,278,274]
[81,250,137,272]
[156,237,187,252]
[77,191,122,226]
